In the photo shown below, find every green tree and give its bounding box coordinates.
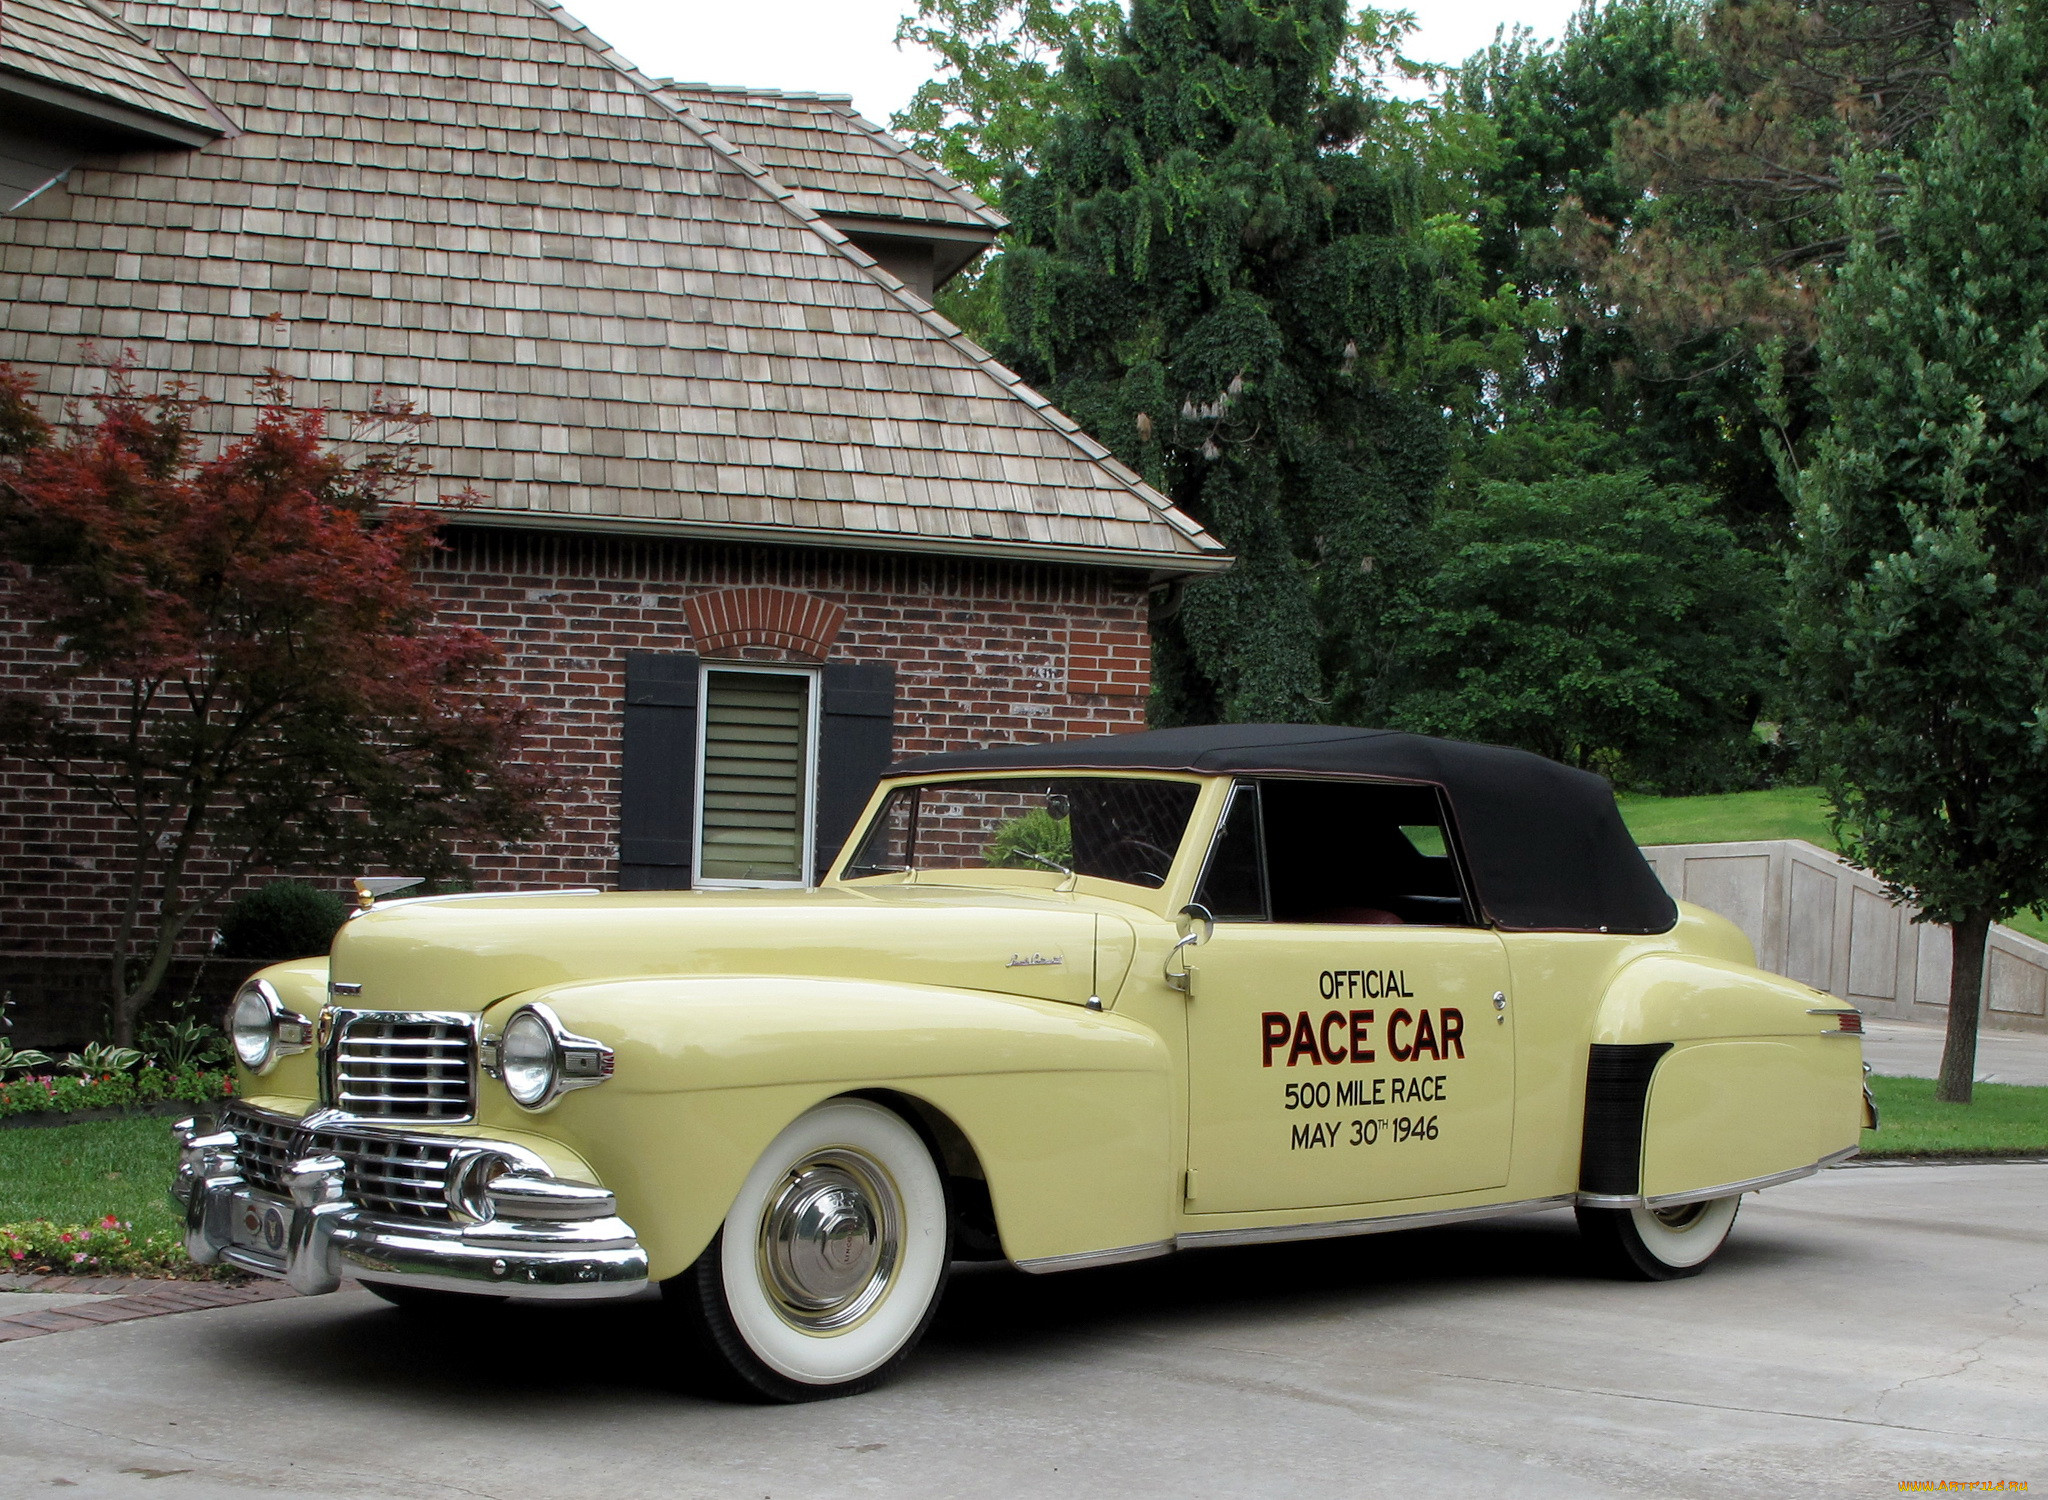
[1786,0,2048,1102]
[891,0,1127,205]
[1452,3,1800,535]
[993,0,1467,724]
[1392,471,1779,787]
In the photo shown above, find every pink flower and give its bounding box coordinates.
[78,1231,91,1242]
[71,1252,85,1264]
[9,1250,22,1261]
[100,1215,118,1228]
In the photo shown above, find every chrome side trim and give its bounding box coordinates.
[1175,1194,1574,1252]
[1579,1145,1862,1211]
[1011,1239,1175,1275]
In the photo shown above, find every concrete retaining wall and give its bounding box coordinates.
[1640,840,2048,1036]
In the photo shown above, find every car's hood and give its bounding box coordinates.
[326,884,1139,1013]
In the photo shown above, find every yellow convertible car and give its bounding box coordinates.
[173,725,1869,1401]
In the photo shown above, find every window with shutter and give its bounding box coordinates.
[694,666,819,887]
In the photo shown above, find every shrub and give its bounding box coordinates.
[986,808,1074,871]
[214,881,349,960]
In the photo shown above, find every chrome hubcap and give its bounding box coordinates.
[758,1149,901,1332]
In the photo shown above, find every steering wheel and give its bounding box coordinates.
[1101,835,1177,886]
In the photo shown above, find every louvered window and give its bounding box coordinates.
[695,667,818,886]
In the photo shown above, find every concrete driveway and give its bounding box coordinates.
[3,1161,2042,1499]
[1864,1018,2048,1086]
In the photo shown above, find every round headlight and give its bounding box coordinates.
[500,1010,558,1108]
[230,982,279,1071]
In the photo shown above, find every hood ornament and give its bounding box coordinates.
[1007,953,1064,968]
[352,876,423,911]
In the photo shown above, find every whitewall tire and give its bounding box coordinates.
[1577,1195,1740,1281]
[666,1097,951,1401]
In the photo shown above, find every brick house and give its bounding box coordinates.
[0,0,1228,1029]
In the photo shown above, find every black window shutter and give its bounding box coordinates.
[814,660,898,881]
[618,651,700,891]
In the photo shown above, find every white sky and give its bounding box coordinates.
[564,0,1590,125]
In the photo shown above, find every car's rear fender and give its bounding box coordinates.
[484,976,1176,1281]
[1583,954,1864,1204]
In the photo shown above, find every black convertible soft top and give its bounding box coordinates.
[892,724,1678,935]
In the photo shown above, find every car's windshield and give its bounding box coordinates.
[843,777,1201,889]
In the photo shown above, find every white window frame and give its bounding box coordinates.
[692,661,822,890]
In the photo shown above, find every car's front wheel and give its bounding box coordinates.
[666,1097,951,1402]
[1577,1195,1740,1281]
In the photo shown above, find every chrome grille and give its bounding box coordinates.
[332,1012,475,1121]
[230,1105,296,1198]
[224,1103,460,1224]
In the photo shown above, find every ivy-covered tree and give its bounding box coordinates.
[1786,0,2048,1102]
[0,365,553,1043]
[994,0,1464,724]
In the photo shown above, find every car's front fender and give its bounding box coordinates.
[486,976,1177,1280]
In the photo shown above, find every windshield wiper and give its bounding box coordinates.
[1017,850,1076,878]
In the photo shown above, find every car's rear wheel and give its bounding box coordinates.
[666,1097,951,1402]
[1577,1194,1740,1281]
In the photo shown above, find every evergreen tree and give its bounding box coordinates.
[1787,0,2048,1102]
[994,0,1457,723]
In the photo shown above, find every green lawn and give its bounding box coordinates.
[1618,786,2048,944]
[0,1114,183,1240]
[1863,1074,2048,1156]
[1616,785,1840,851]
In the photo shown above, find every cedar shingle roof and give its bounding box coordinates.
[0,0,1226,575]
[0,0,222,135]
[658,82,1005,233]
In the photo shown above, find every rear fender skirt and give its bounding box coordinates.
[1577,1144,1860,1211]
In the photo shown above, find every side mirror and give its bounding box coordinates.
[1165,903,1214,993]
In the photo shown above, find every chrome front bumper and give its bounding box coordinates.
[170,1113,649,1300]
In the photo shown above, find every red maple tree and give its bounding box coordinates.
[0,362,552,1043]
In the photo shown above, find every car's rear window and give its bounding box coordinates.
[843,778,1200,889]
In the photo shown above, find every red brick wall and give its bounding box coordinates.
[0,526,1155,962]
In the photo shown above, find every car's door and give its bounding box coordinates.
[1181,779,1516,1215]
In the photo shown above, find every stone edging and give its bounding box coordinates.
[1842,1152,2048,1167]
[0,1275,307,1343]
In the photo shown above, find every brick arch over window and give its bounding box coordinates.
[682,587,848,660]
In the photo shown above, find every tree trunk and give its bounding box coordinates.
[111,927,187,1048]
[1936,907,1994,1104]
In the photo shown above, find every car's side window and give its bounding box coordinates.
[1206,778,1479,927]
